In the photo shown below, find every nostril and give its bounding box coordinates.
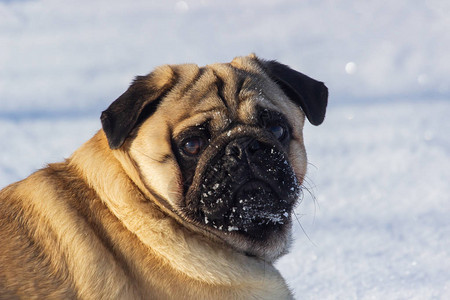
[226,144,242,158]
[248,140,260,154]
[226,137,263,159]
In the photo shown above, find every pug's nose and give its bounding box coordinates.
[225,137,261,160]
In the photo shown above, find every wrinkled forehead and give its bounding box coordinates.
[156,59,302,136]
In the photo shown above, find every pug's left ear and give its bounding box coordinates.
[101,65,176,149]
[260,59,328,126]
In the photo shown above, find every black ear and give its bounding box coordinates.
[101,71,174,149]
[261,60,328,126]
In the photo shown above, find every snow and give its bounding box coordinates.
[277,100,450,299]
[1,0,449,298]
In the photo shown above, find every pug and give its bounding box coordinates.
[0,54,327,299]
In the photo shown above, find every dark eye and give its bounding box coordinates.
[181,137,205,156]
[269,124,286,140]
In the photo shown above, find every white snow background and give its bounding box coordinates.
[1,0,449,298]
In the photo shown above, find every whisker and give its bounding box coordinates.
[307,161,318,171]
[289,157,320,244]
[293,212,317,247]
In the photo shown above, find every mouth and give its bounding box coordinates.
[199,179,295,239]
[232,180,291,225]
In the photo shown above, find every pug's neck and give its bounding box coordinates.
[69,130,293,299]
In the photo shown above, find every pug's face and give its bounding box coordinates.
[101,55,327,261]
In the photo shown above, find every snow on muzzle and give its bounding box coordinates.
[196,137,301,238]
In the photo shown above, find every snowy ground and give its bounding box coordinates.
[277,100,450,299]
[1,0,450,299]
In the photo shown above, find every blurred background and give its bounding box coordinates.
[1,0,449,298]
[1,0,449,114]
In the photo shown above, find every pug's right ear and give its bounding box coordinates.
[101,66,176,149]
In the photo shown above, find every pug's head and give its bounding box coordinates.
[101,54,327,261]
